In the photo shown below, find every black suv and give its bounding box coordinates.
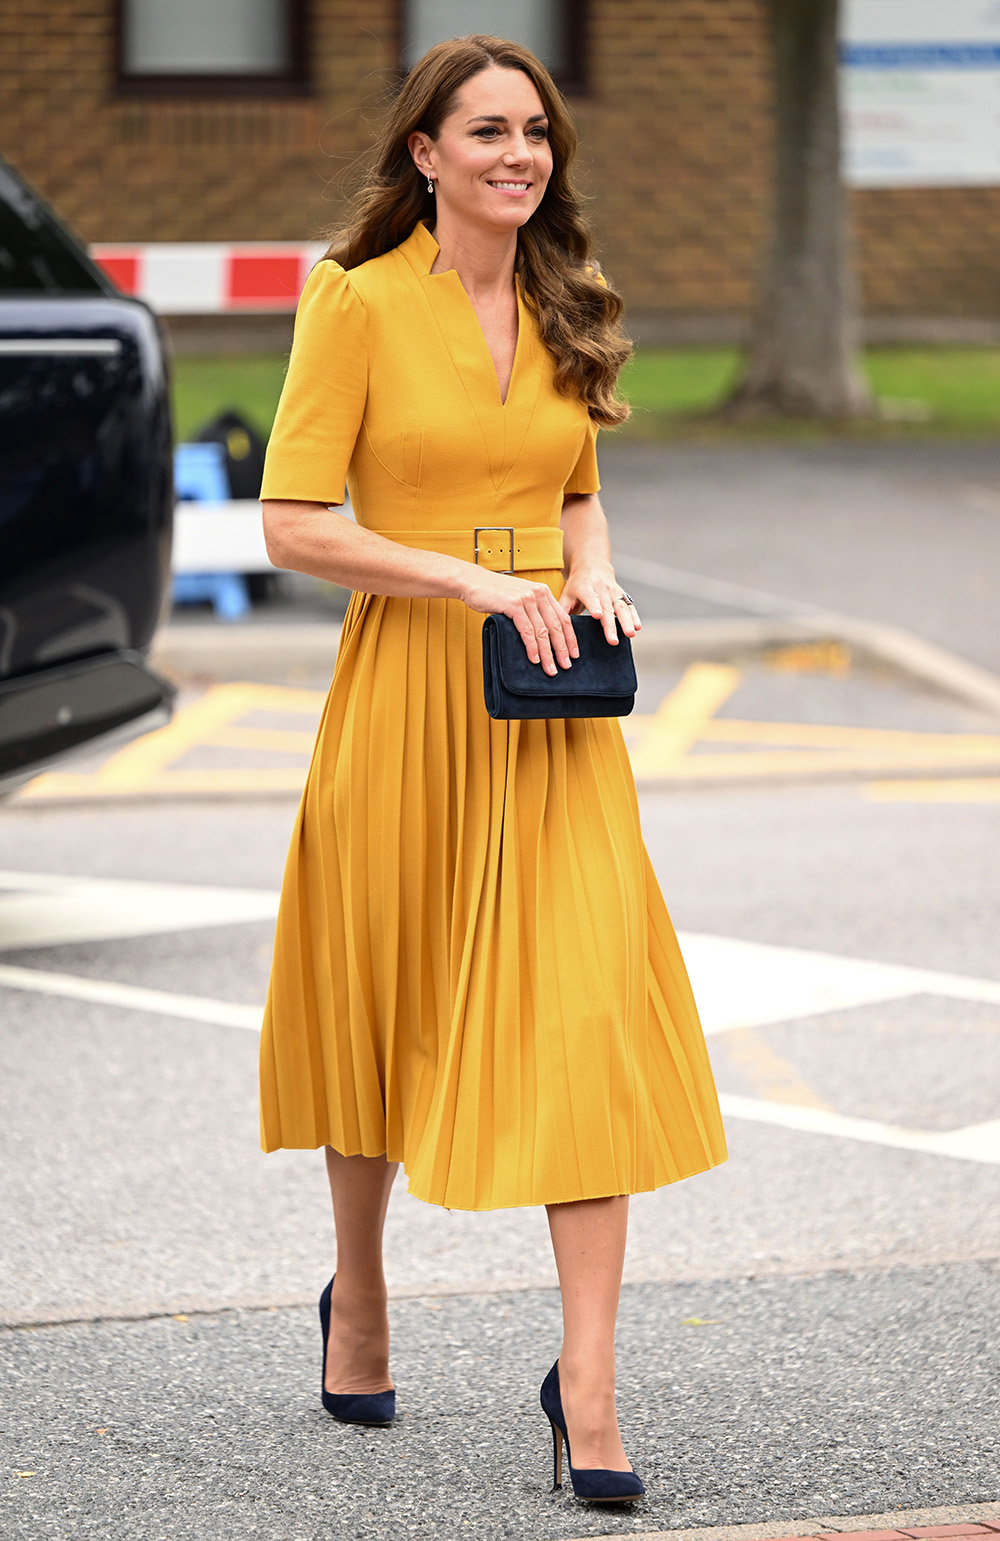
[0,156,174,793]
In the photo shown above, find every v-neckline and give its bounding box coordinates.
[409,221,524,409]
[466,280,522,408]
[400,220,544,491]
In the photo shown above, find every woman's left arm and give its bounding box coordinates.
[559,493,641,644]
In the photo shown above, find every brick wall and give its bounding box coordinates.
[851,187,1000,320]
[2,0,998,323]
[2,0,396,245]
[579,0,772,317]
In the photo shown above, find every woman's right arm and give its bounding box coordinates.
[262,499,578,674]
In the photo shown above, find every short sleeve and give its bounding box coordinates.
[563,418,600,496]
[259,260,367,506]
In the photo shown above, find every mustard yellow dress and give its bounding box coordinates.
[258,220,726,1210]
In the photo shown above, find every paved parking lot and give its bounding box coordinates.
[12,648,1000,807]
[2,441,998,1538]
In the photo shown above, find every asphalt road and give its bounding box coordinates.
[599,441,1000,675]
[2,441,999,1538]
[2,773,999,1538]
[4,1267,998,1541]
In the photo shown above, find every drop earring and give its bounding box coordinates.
[427,175,434,195]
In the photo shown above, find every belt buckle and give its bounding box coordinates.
[474,526,515,575]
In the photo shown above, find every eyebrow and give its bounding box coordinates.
[465,113,549,125]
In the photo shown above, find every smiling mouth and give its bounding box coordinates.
[488,181,530,191]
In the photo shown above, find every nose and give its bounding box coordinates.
[503,138,532,168]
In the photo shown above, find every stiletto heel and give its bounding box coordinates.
[551,1419,564,1487]
[540,1360,645,1502]
[319,1275,395,1427]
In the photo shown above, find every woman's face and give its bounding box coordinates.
[410,66,554,234]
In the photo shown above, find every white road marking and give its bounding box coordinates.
[5,957,995,1166]
[680,930,1000,1033]
[5,872,998,1021]
[1,873,998,1166]
[0,963,260,1030]
[613,551,804,618]
[0,870,278,952]
[718,1094,1000,1166]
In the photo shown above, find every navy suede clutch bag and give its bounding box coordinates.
[482,613,637,720]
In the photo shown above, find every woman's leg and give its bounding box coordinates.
[323,1148,399,1394]
[546,1195,632,1471]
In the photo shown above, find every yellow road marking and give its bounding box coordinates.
[207,726,318,754]
[721,1027,831,1110]
[699,719,1000,752]
[633,747,1000,780]
[763,640,852,676]
[13,673,1000,803]
[73,688,243,791]
[627,663,741,778]
[17,769,312,800]
[18,683,326,802]
[865,778,1000,802]
[626,710,1000,782]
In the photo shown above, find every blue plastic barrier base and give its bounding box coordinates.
[171,572,251,621]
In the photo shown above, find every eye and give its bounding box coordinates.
[474,126,501,139]
[528,125,549,140]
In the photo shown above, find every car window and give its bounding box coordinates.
[0,164,107,294]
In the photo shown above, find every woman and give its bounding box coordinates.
[259,34,726,1503]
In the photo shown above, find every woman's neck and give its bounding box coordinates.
[428,214,518,303]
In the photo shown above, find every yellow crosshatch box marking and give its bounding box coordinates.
[15,683,328,802]
[865,778,1000,802]
[13,668,1000,803]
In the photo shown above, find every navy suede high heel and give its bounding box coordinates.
[319,1275,395,1427]
[540,1360,645,1502]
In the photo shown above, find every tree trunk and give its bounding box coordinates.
[728,0,872,418]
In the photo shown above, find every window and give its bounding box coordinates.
[117,0,307,95]
[402,1,584,93]
[0,164,106,294]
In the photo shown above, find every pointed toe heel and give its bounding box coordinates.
[319,1275,396,1428]
[540,1360,645,1503]
[320,1385,396,1426]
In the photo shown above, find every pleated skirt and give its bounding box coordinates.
[259,576,727,1210]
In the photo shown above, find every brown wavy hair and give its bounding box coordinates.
[324,35,631,426]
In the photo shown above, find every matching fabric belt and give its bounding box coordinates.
[382,525,564,574]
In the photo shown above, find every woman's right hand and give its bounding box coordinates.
[458,569,579,675]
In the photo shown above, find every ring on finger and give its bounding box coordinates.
[617,591,635,606]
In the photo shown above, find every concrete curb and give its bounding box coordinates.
[151,611,1000,725]
[150,621,343,681]
[610,552,1000,724]
[828,617,1000,724]
[632,616,1000,731]
[571,1504,1000,1541]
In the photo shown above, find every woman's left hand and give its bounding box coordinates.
[560,561,641,644]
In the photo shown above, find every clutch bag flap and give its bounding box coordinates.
[482,613,637,719]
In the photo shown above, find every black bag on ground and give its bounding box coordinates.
[195,410,267,500]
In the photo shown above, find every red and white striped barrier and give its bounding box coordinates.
[90,242,326,314]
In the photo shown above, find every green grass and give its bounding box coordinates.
[619,347,744,417]
[865,347,1000,427]
[170,353,289,443]
[170,345,1000,445]
[619,345,1000,440]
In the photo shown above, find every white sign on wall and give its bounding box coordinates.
[841,0,1000,186]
